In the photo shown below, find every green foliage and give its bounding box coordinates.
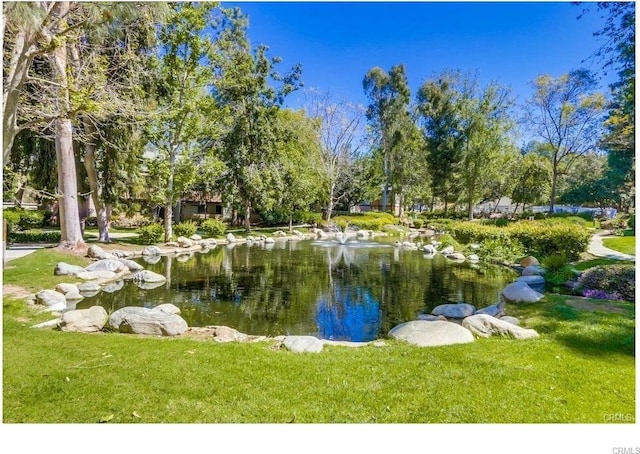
[173,221,198,238]
[448,220,590,261]
[577,265,635,303]
[541,253,568,271]
[332,212,398,232]
[7,230,61,243]
[600,215,629,231]
[137,223,164,244]
[200,219,226,238]
[436,233,461,250]
[412,218,424,229]
[545,265,577,287]
[627,214,635,230]
[477,237,525,264]
[3,208,45,231]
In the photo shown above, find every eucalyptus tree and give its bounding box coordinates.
[304,90,365,221]
[524,69,607,214]
[3,1,169,249]
[458,79,516,220]
[148,2,228,242]
[363,64,412,213]
[215,8,302,232]
[416,71,466,215]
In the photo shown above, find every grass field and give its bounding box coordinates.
[602,236,636,255]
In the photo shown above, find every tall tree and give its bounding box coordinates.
[363,64,412,213]
[458,79,516,220]
[416,71,466,215]
[524,69,607,214]
[148,2,227,242]
[216,8,302,232]
[304,90,365,222]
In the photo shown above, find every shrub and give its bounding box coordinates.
[412,218,424,229]
[173,220,198,238]
[541,253,568,272]
[137,223,164,245]
[627,214,635,230]
[600,216,629,231]
[7,230,61,243]
[507,221,590,261]
[200,219,226,238]
[3,208,45,231]
[545,265,576,287]
[577,265,635,303]
[476,237,525,264]
[436,234,461,251]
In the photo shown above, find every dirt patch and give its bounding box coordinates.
[2,284,34,299]
[566,298,628,314]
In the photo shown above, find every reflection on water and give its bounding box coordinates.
[78,239,517,341]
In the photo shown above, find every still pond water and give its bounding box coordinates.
[79,238,517,342]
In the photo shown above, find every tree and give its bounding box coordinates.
[148,2,227,242]
[416,71,467,215]
[524,69,607,214]
[511,153,552,213]
[363,64,412,213]
[216,8,302,232]
[457,78,516,220]
[304,90,365,221]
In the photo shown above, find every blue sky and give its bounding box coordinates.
[223,1,617,125]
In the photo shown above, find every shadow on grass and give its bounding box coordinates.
[514,300,635,357]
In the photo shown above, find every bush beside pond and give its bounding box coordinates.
[449,221,590,261]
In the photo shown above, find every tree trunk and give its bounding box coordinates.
[82,119,111,242]
[164,202,173,242]
[289,214,293,233]
[467,197,474,221]
[50,2,85,251]
[244,199,251,233]
[548,162,559,215]
[3,28,37,162]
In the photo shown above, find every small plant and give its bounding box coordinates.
[545,265,576,287]
[137,223,164,245]
[412,218,424,229]
[541,253,568,272]
[437,233,461,250]
[173,220,198,238]
[200,219,226,238]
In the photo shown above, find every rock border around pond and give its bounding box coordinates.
[28,236,543,351]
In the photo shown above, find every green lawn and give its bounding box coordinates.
[2,249,636,423]
[602,236,636,255]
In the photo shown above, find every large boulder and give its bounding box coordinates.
[500,316,520,326]
[153,303,181,315]
[226,233,237,243]
[521,265,546,276]
[440,246,454,255]
[282,335,323,353]
[109,307,188,336]
[176,236,193,248]
[475,302,506,317]
[502,281,544,303]
[55,283,80,296]
[431,303,476,319]
[77,281,101,293]
[423,244,437,254]
[35,289,66,307]
[416,314,447,321]
[85,259,126,273]
[211,326,249,343]
[132,270,166,283]
[516,275,546,292]
[76,270,117,281]
[87,245,114,260]
[462,314,539,340]
[388,320,475,347]
[54,262,86,276]
[118,258,144,271]
[520,256,540,267]
[102,280,124,293]
[142,245,162,256]
[60,306,108,333]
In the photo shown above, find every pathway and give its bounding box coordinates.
[587,233,635,261]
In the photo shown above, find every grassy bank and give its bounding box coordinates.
[603,235,636,255]
[2,249,635,423]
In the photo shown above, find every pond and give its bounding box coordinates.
[78,238,518,342]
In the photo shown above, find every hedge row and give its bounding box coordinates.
[7,230,62,243]
[449,221,591,261]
